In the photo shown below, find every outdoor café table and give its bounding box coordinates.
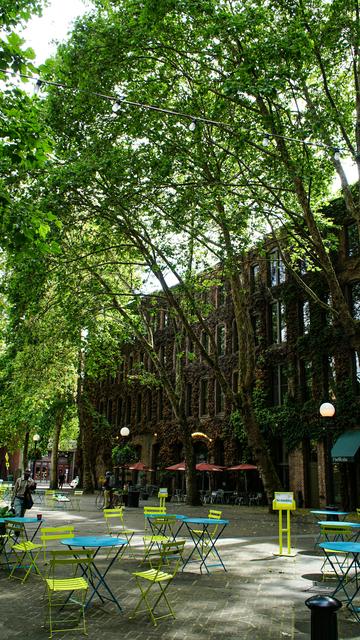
[146,513,186,540]
[317,521,360,543]
[4,516,43,541]
[319,541,360,622]
[310,509,349,522]
[60,535,127,612]
[180,516,229,574]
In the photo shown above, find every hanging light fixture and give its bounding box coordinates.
[34,79,42,95]
[333,147,341,161]
[262,134,270,147]
[111,94,125,114]
[188,119,197,132]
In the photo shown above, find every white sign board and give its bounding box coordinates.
[274,492,294,505]
[158,488,168,496]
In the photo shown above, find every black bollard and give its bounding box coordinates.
[305,595,342,640]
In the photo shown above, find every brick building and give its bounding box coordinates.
[90,208,360,508]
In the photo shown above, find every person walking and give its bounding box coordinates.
[102,471,113,508]
[12,469,36,517]
[58,472,65,489]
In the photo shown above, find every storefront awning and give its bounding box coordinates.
[331,430,360,462]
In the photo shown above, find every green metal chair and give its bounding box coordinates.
[44,549,93,638]
[6,520,43,583]
[130,539,185,626]
[103,507,136,558]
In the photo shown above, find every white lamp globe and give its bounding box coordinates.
[33,433,40,442]
[120,426,130,437]
[319,402,335,418]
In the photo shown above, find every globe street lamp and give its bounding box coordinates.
[120,426,130,437]
[319,402,335,506]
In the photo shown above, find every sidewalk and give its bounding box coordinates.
[0,496,359,640]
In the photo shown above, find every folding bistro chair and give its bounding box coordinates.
[45,490,56,509]
[318,524,352,578]
[40,526,75,563]
[6,520,43,583]
[44,549,93,638]
[142,507,170,565]
[71,491,83,511]
[130,539,185,626]
[103,508,136,557]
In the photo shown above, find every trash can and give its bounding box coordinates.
[127,490,140,508]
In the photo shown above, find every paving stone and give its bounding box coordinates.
[0,497,359,639]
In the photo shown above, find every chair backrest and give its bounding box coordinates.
[144,505,166,531]
[40,525,75,560]
[5,520,26,542]
[47,548,93,580]
[320,524,352,541]
[103,507,124,533]
[208,509,222,520]
[357,508,360,519]
[150,515,177,538]
[158,540,186,576]
[74,490,83,497]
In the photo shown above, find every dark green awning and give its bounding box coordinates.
[331,431,360,462]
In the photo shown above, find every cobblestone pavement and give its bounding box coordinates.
[1,495,360,640]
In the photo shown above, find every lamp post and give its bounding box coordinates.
[118,426,130,487]
[32,434,40,480]
[319,402,336,506]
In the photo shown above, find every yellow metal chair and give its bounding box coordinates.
[142,506,169,565]
[130,539,185,626]
[45,490,56,509]
[319,524,352,579]
[44,549,93,639]
[6,520,43,583]
[103,507,136,557]
[71,490,83,511]
[190,509,222,558]
[356,508,360,520]
[40,526,75,563]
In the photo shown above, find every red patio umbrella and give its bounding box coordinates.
[165,461,186,471]
[196,462,224,472]
[227,464,257,471]
[128,461,153,471]
[227,463,258,493]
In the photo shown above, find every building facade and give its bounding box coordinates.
[90,212,360,508]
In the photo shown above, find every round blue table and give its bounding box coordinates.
[180,516,229,574]
[60,535,127,612]
[319,541,360,621]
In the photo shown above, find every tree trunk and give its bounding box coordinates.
[50,406,65,489]
[23,430,29,473]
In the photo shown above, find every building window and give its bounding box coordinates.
[269,249,286,287]
[352,351,360,394]
[270,301,286,344]
[186,337,194,364]
[216,324,226,356]
[126,397,132,425]
[346,223,360,257]
[116,398,123,427]
[146,391,152,421]
[201,331,210,358]
[200,378,209,416]
[158,390,163,420]
[250,264,260,291]
[301,300,310,334]
[215,380,225,414]
[107,399,113,424]
[216,284,226,307]
[350,281,360,319]
[136,393,142,423]
[232,319,239,353]
[185,383,193,416]
[252,315,260,345]
[232,370,239,393]
[300,360,312,400]
[327,355,336,400]
[272,364,288,405]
